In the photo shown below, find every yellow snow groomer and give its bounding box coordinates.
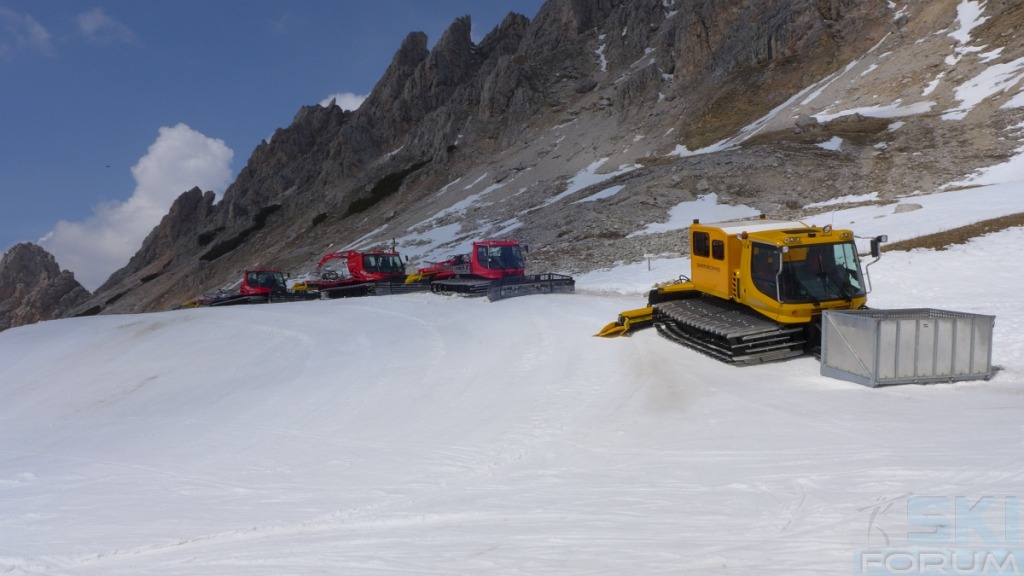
[597,217,886,364]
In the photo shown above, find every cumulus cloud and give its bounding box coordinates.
[77,8,136,44]
[319,92,366,111]
[0,7,54,58]
[40,124,233,291]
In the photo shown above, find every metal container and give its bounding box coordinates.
[820,309,995,387]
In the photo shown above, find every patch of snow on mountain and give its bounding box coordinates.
[817,136,844,151]
[628,193,760,237]
[541,159,639,207]
[575,185,625,204]
[942,56,1024,120]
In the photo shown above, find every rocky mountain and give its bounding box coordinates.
[0,243,91,331]
[56,0,1024,316]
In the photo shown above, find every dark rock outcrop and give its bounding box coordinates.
[0,243,91,331]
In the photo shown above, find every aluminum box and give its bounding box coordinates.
[821,309,995,387]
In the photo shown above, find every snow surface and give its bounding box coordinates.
[626,193,760,239]
[540,159,640,207]
[574,185,624,204]
[816,136,843,151]
[942,56,1024,121]
[947,0,988,46]
[2,180,1023,575]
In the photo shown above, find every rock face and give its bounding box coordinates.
[56,0,1024,316]
[0,244,91,331]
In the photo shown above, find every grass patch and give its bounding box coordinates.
[197,226,225,247]
[346,161,429,217]
[883,212,1024,252]
[104,291,127,305]
[251,204,280,228]
[201,205,282,261]
[74,305,102,317]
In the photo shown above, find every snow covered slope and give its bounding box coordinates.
[1,182,1023,575]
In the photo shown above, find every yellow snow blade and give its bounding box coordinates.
[405,272,430,284]
[594,306,653,337]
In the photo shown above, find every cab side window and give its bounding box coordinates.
[751,245,778,297]
[712,239,725,260]
[692,232,710,258]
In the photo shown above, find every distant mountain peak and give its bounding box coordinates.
[0,243,91,331]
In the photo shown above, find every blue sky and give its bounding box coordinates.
[0,1,545,289]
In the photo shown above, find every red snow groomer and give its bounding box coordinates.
[296,249,425,298]
[407,239,574,301]
[186,267,314,307]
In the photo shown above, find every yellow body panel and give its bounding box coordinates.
[690,226,732,299]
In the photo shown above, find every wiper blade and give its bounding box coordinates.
[790,274,820,306]
[818,272,852,302]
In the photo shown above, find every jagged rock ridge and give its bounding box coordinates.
[0,243,91,331]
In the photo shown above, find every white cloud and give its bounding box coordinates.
[0,7,54,57]
[319,92,366,111]
[77,8,136,44]
[40,124,233,291]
